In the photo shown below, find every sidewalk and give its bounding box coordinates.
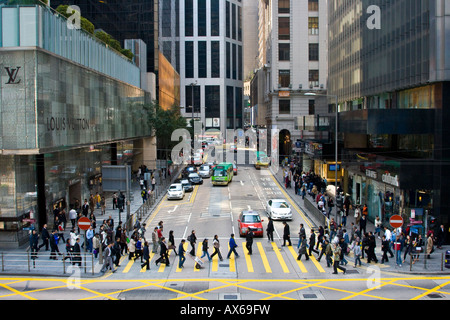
[271,166,450,275]
[0,165,183,277]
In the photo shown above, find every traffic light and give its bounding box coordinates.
[429,216,436,230]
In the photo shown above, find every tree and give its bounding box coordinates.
[143,101,188,161]
[55,4,95,34]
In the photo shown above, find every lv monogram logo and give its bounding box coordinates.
[4,66,21,84]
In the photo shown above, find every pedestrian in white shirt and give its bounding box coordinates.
[69,208,77,229]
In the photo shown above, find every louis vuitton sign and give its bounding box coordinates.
[4,66,21,84]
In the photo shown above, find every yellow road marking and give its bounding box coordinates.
[269,173,314,230]
[271,242,290,273]
[288,245,307,272]
[242,242,254,272]
[194,242,203,272]
[228,243,236,272]
[257,242,272,273]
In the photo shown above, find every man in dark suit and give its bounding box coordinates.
[81,199,89,217]
[282,222,292,246]
[178,239,186,268]
[72,237,82,266]
[245,229,254,255]
[38,224,50,251]
[155,237,169,266]
[141,241,150,270]
[266,217,274,242]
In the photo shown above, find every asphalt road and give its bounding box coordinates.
[1,148,449,302]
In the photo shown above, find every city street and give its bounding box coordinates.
[1,148,449,301]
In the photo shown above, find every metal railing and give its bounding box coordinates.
[406,251,449,272]
[125,164,183,231]
[0,251,96,275]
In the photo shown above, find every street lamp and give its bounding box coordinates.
[304,92,339,221]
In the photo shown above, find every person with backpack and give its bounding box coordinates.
[332,242,346,274]
[188,230,197,256]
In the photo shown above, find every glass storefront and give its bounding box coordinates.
[0,49,150,246]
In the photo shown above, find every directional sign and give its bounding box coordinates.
[389,214,403,228]
[77,217,91,230]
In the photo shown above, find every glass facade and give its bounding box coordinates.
[50,0,157,74]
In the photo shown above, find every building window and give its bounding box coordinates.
[232,43,237,80]
[211,0,220,36]
[278,0,290,14]
[309,43,319,61]
[198,0,207,37]
[198,41,207,78]
[232,3,237,40]
[279,100,291,114]
[238,6,242,41]
[279,70,290,88]
[238,45,243,81]
[308,17,319,35]
[308,0,319,11]
[205,85,220,118]
[185,0,193,37]
[211,41,220,78]
[309,99,315,115]
[226,1,230,38]
[278,17,290,40]
[185,41,194,78]
[279,43,290,61]
[226,42,231,78]
[186,85,201,113]
[309,69,319,88]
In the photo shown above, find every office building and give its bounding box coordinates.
[159,0,244,133]
[325,0,450,234]
[0,3,155,247]
[252,0,329,158]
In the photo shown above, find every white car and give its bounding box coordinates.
[198,164,212,178]
[266,199,292,220]
[193,155,203,166]
[167,183,185,200]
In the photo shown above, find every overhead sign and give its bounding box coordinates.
[389,214,403,228]
[78,217,91,231]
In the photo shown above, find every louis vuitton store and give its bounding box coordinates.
[0,4,153,247]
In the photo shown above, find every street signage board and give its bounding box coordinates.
[78,217,91,230]
[389,215,403,228]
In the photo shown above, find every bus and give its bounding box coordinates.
[211,162,233,186]
[254,151,270,169]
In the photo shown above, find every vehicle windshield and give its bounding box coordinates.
[213,170,226,177]
[272,201,289,208]
[242,214,261,223]
[189,173,199,178]
[169,185,181,191]
[200,165,209,171]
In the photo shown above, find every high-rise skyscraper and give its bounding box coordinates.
[160,0,244,133]
[327,0,450,233]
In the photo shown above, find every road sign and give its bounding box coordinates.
[389,215,403,228]
[78,217,91,230]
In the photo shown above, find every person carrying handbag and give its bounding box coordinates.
[211,235,223,261]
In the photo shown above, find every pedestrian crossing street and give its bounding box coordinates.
[117,240,347,275]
